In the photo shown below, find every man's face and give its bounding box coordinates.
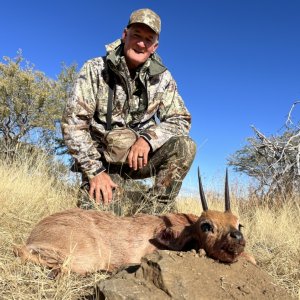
[122,23,159,70]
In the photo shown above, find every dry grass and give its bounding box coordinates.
[0,155,299,299]
[238,197,300,297]
[0,155,108,299]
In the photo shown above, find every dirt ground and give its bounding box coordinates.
[164,251,294,299]
[97,250,296,299]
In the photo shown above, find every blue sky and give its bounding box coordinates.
[1,0,300,194]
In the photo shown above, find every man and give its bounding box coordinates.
[62,8,196,212]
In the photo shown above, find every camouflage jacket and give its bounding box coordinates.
[61,39,191,179]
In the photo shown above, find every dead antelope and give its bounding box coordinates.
[14,168,255,276]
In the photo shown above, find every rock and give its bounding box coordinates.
[95,250,295,300]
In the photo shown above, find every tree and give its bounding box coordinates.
[228,102,300,200]
[0,50,77,159]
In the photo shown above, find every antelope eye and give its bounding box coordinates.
[238,224,244,231]
[200,222,214,233]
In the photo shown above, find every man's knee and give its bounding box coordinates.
[150,136,196,200]
[163,136,196,166]
[174,135,196,155]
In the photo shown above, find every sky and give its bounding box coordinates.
[1,0,300,195]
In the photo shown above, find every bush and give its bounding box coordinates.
[228,102,300,201]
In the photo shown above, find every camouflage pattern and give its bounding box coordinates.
[62,39,192,180]
[77,136,196,214]
[127,8,161,35]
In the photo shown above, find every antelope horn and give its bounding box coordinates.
[198,167,208,211]
[225,168,231,211]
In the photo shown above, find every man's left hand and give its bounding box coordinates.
[128,137,150,170]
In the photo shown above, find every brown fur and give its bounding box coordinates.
[14,208,254,276]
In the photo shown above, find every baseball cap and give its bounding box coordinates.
[127,8,161,35]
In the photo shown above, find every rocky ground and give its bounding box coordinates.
[94,250,295,300]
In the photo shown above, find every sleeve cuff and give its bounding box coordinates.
[86,166,106,179]
[140,132,154,152]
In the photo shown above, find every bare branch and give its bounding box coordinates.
[286,100,300,128]
[229,103,300,200]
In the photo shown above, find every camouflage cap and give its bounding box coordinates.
[127,8,161,35]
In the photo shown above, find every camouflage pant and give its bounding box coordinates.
[78,136,196,213]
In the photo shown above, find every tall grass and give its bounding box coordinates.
[239,197,300,297]
[0,154,299,299]
[0,153,107,299]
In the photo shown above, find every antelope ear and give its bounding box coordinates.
[154,226,183,249]
[154,225,193,251]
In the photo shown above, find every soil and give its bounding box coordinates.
[97,250,295,299]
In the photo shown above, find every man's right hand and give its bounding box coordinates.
[89,172,118,205]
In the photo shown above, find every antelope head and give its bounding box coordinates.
[195,167,245,263]
[154,167,246,264]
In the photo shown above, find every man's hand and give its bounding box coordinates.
[89,172,118,205]
[128,137,150,170]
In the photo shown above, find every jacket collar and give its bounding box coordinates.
[105,39,167,77]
